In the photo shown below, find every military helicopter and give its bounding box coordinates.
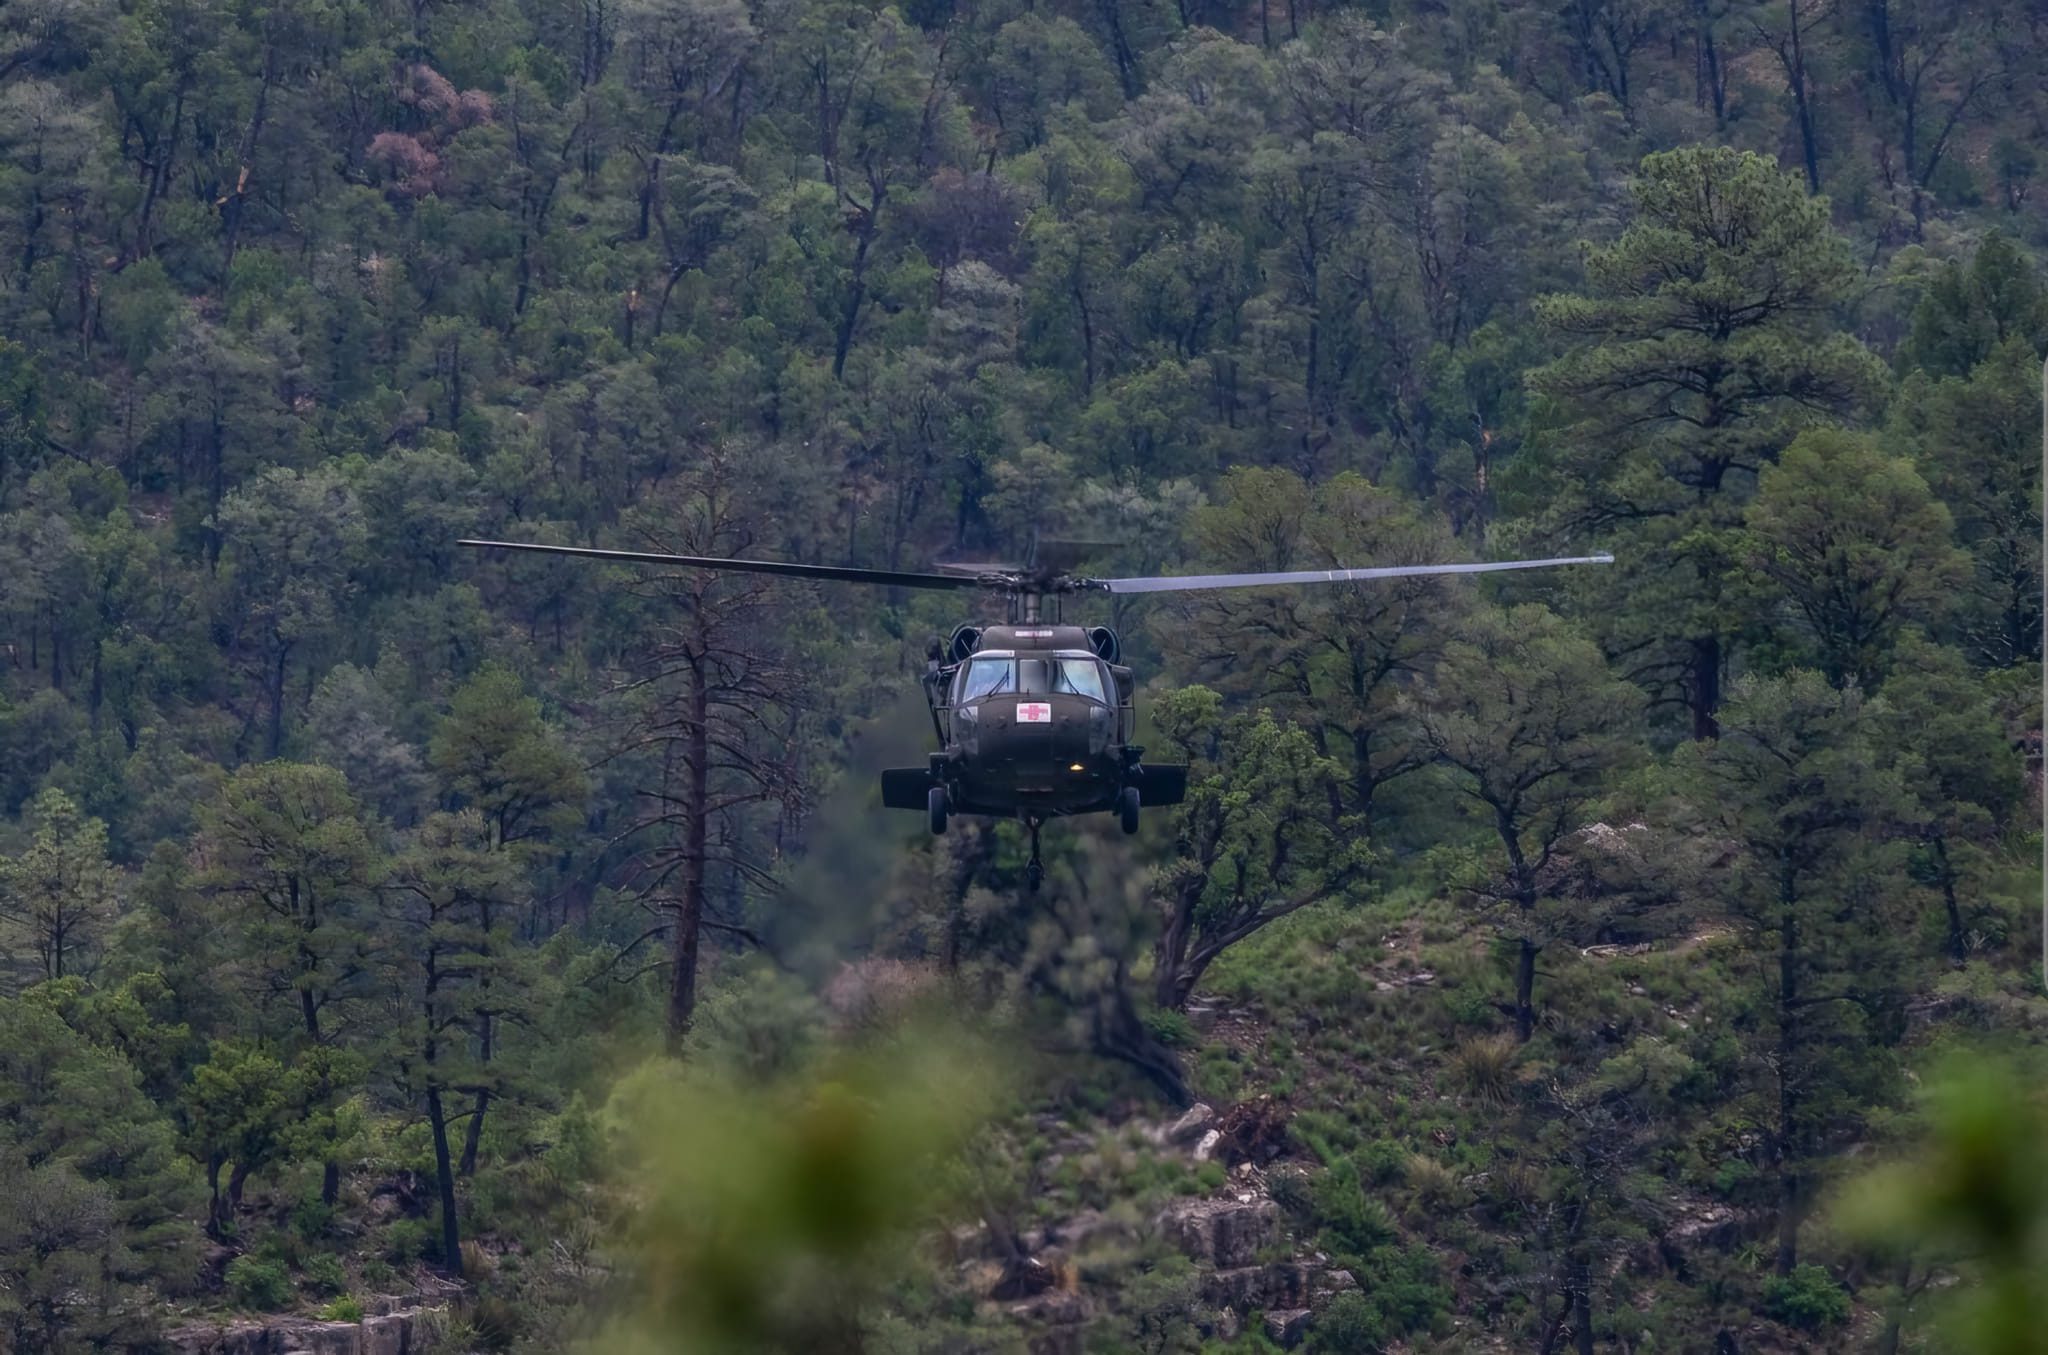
[459,535,1611,889]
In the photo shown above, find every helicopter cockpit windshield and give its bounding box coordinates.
[1025,657,1108,702]
[958,656,1015,701]
[955,654,1109,704]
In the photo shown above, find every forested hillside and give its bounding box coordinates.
[0,0,2042,1351]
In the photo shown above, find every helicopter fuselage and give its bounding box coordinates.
[879,623,1186,828]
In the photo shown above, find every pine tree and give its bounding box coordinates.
[1529,146,1886,737]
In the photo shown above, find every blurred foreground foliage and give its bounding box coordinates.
[1837,1050,2048,1355]
[592,1019,1003,1355]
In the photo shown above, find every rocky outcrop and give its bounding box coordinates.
[1201,1257,1355,1311]
[1264,1307,1314,1348]
[1006,1290,1091,1355]
[166,1303,446,1355]
[1155,1197,1281,1268]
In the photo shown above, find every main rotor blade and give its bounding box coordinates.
[1095,553,1615,594]
[459,539,989,591]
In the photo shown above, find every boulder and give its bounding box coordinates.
[1200,1262,1316,1310]
[1009,1287,1091,1353]
[1155,1197,1281,1268]
[1191,1129,1224,1163]
[1044,1209,1132,1254]
[278,1320,361,1355]
[1314,1266,1359,1300]
[172,1309,440,1355]
[1006,1290,1088,1325]
[1264,1308,1314,1348]
[167,1322,280,1355]
[360,1315,409,1355]
[1162,1103,1216,1146]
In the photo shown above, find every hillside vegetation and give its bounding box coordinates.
[0,0,2042,1351]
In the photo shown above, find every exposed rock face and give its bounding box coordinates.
[1155,1197,1281,1268]
[1200,1258,1353,1311]
[1006,1290,1090,1355]
[1043,1208,1132,1253]
[1160,1103,1216,1145]
[361,1315,411,1355]
[1264,1307,1314,1348]
[290,1322,364,1355]
[167,1305,444,1355]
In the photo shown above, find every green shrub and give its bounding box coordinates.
[1354,1138,1407,1187]
[1762,1264,1850,1331]
[1309,1161,1397,1254]
[225,1256,292,1311]
[300,1254,348,1297]
[1439,983,1497,1029]
[1144,1006,1197,1049]
[1310,1244,1451,1348]
[319,1296,364,1323]
[467,1294,525,1352]
[380,1218,433,1264]
[1309,1292,1387,1352]
[291,1199,335,1239]
[1450,1033,1520,1104]
[1360,1243,1451,1337]
[1403,1153,1464,1210]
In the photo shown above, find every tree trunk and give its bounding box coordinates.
[1497,808,1541,1041]
[1933,837,1966,963]
[427,1087,463,1277]
[1690,634,1721,741]
[1774,873,1800,1275]
[460,1088,490,1177]
[461,888,495,1176]
[1787,1,1820,192]
[267,640,291,758]
[135,87,185,260]
[667,649,710,1051]
[1515,936,1537,1042]
[1570,1247,1595,1355]
[221,46,277,273]
[1153,885,1198,1010]
[206,1154,226,1238]
[1093,961,1190,1105]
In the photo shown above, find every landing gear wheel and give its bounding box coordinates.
[928,785,949,835]
[1119,785,1141,835]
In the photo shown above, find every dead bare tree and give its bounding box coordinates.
[603,454,813,1050]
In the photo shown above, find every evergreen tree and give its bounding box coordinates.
[1740,426,1968,689]
[0,995,198,1351]
[0,787,119,986]
[1529,146,1886,737]
[1411,604,1643,1042]
[1673,672,1913,1274]
[1889,338,2045,666]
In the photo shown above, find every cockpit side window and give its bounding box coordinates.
[958,657,1013,701]
[1056,658,1108,702]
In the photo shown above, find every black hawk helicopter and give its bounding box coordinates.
[459,535,1612,889]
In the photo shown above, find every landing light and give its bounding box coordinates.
[1069,763,1085,772]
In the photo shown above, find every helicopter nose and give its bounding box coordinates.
[980,695,1090,764]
